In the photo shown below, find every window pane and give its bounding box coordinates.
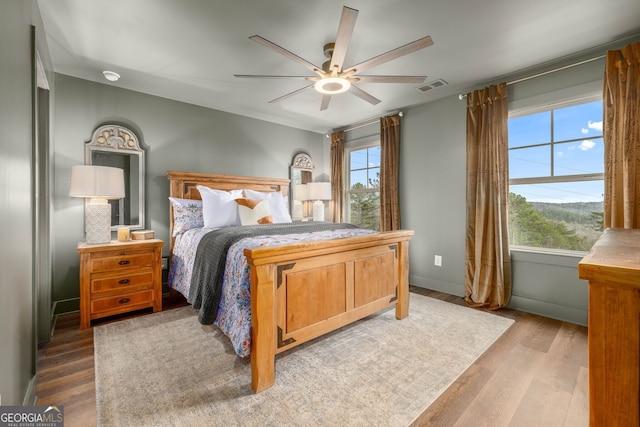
[368,146,381,167]
[350,169,368,188]
[554,101,603,141]
[554,138,604,176]
[367,167,380,188]
[509,181,603,251]
[350,149,368,170]
[509,145,551,179]
[349,191,380,230]
[511,181,603,204]
[347,143,381,231]
[508,111,551,148]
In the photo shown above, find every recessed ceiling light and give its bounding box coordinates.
[102,71,120,82]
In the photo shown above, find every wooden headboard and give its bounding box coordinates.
[166,171,290,251]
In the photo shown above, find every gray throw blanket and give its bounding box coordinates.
[189,222,358,325]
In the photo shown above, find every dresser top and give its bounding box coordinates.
[578,228,640,287]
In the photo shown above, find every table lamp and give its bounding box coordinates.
[306,182,332,222]
[69,165,125,244]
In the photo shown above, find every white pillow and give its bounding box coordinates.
[243,189,292,223]
[197,185,243,228]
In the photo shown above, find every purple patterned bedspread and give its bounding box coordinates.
[168,226,376,357]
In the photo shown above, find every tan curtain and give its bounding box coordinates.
[464,83,511,309]
[330,130,345,222]
[380,114,401,231]
[604,42,640,228]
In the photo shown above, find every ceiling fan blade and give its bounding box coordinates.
[320,94,332,111]
[268,84,314,104]
[349,85,381,105]
[234,74,315,80]
[344,36,434,75]
[329,6,358,72]
[249,35,321,74]
[355,75,427,83]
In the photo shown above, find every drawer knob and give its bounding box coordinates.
[118,260,130,266]
[119,279,130,285]
[118,298,131,304]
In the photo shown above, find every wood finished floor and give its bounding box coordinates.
[36,287,588,427]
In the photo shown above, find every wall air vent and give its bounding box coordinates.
[417,79,448,92]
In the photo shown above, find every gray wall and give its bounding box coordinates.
[0,0,54,406]
[52,75,325,311]
[402,96,467,296]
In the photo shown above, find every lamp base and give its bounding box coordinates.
[86,198,112,244]
[312,200,325,222]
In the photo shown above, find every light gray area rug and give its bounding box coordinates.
[94,293,514,427]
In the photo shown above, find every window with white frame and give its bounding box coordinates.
[508,96,604,252]
[346,139,381,230]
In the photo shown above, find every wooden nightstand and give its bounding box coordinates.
[77,238,164,329]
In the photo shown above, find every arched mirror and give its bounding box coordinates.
[86,124,145,230]
[290,152,314,221]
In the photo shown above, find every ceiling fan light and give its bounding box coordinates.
[314,77,351,95]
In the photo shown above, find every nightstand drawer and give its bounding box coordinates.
[91,270,154,294]
[90,251,154,272]
[90,290,155,315]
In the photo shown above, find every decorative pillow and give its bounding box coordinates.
[168,197,203,236]
[235,198,273,225]
[196,185,243,228]
[243,189,292,223]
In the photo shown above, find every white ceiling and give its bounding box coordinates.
[38,0,640,134]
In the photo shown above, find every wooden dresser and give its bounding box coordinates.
[77,238,164,329]
[578,228,640,426]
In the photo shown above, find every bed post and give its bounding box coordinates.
[396,239,410,319]
[250,263,277,392]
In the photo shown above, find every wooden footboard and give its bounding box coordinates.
[244,229,413,392]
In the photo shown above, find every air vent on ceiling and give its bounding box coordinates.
[417,79,448,92]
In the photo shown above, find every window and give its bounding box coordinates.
[346,143,380,230]
[508,98,604,252]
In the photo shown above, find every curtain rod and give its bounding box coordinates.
[458,54,606,99]
[328,111,404,136]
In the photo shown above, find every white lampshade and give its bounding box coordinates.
[69,165,125,199]
[307,182,331,222]
[306,182,332,201]
[69,165,125,244]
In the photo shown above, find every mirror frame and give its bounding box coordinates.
[85,124,145,231]
[290,152,314,221]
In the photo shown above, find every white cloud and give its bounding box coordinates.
[581,128,589,134]
[579,140,596,151]
[588,120,603,131]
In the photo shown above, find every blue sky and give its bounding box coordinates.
[508,100,604,204]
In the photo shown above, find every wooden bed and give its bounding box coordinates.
[167,170,414,392]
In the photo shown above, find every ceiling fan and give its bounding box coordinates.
[234,6,434,111]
